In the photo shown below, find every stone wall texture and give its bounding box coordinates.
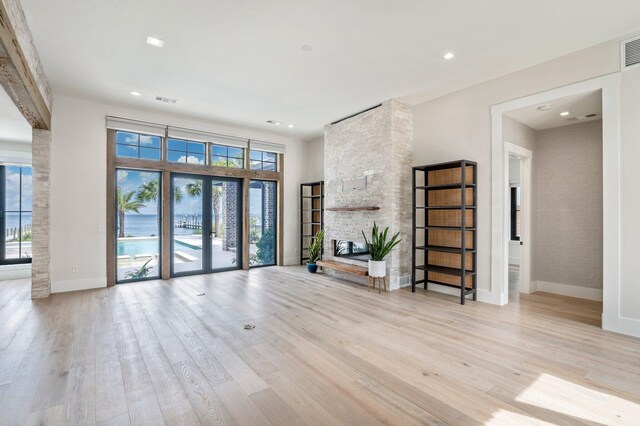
[323,100,413,289]
[533,120,603,289]
[31,128,50,298]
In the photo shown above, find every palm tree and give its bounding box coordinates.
[117,187,145,238]
[211,185,222,237]
[182,181,223,237]
[137,178,182,203]
[185,181,202,197]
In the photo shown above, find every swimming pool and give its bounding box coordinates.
[117,237,198,256]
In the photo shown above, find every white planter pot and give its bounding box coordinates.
[368,260,386,278]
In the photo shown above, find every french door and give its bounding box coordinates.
[171,174,242,276]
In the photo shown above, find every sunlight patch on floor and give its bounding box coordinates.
[486,409,555,425]
[516,373,640,424]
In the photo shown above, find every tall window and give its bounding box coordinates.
[116,131,162,160]
[511,186,521,241]
[116,169,161,282]
[0,165,32,264]
[167,139,206,164]
[211,144,244,168]
[249,150,277,171]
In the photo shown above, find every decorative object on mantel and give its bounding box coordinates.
[306,229,325,273]
[362,222,401,293]
[326,206,380,212]
[300,181,324,265]
[411,160,478,305]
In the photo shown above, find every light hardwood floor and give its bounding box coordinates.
[0,266,638,425]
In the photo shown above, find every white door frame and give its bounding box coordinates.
[490,73,620,333]
[504,143,532,299]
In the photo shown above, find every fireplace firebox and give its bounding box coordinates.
[333,239,369,262]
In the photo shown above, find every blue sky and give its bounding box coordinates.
[5,166,32,212]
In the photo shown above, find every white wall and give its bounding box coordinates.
[619,69,640,320]
[49,96,306,293]
[412,32,640,334]
[0,140,31,164]
[303,136,324,182]
[503,116,536,152]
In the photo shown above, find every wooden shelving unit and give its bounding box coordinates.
[300,181,324,264]
[412,160,477,304]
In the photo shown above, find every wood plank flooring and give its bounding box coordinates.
[0,266,639,425]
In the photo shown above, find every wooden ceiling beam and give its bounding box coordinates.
[0,0,52,130]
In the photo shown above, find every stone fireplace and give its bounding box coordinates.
[323,100,413,289]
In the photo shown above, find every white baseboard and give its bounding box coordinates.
[0,264,31,280]
[602,313,640,338]
[284,256,300,266]
[52,277,107,294]
[532,280,602,301]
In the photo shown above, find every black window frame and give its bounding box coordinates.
[249,150,277,171]
[115,168,163,284]
[0,165,33,264]
[249,179,277,268]
[115,130,162,161]
[166,138,206,165]
[510,186,520,241]
[210,144,244,168]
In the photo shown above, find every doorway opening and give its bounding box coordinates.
[499,88,605,327]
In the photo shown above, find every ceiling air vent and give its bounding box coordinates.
[621,36,640,70]
[155,96,178,104]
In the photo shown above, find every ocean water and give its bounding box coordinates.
[5,212,32,231]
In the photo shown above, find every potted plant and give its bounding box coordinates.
[362,222,401,277]
[306,229,325,273]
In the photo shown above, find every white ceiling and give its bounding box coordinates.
[505,90,602,131]
[20,0,640,140]
[0,88,32,144]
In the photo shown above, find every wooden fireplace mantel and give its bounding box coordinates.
[325,206,380,212]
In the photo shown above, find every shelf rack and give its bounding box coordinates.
[300,181,324,264]
[411,160,477,304]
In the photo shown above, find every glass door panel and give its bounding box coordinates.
[172,175,204,275]
[249,180,276,267]
[116,169,161,282]
[211,179,242,270]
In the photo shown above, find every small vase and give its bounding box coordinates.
[307,263,318,273]
[368,260,386,277]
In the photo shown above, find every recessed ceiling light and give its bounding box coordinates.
[301,44,313,51]
[560,111,570,116]
[129,91,142,96]
[146,36,164,47]
[274,122,281,126]
[288,124,295,128]
[537,105,552,112]
[443,52,454,60]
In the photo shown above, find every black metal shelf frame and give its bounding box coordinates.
[300,181,324,265]
[411,160,478,304]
